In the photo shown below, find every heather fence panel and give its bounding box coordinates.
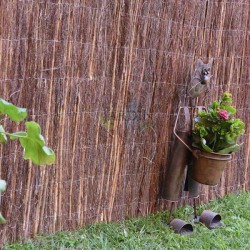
[0,0,249,245]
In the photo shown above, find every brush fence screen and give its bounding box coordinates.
[0,0,249,245]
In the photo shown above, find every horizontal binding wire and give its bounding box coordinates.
[1,75,249,88]
[120,13,250,34]
[16,0,250,9]
[2,157,248,194]
[1,38,250,59]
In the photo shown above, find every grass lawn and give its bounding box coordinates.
[4,191,250,250]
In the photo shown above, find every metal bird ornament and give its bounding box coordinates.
[188,58,213,105]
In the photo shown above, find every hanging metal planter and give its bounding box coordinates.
[191,151,232,186]
[190,92,245,186]
[172,106,234,187]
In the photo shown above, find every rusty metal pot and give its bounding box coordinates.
[191,151,232,186]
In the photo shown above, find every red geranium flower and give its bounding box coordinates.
[218,110,229,120]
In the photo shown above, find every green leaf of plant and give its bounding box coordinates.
[0,125,7,143]
[225,106,236,115]
[0,212,6,224]
[211,100,219,110]
[0,179,6,192]
[225,133,237,144]
[201,138,213,153]
[10,121,55,165]
[218,143,243,154]
[0,98,27,122]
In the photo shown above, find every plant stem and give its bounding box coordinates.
[212,133,217,151]
[3,132,27,139]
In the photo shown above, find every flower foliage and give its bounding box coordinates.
[192,92,245,154]
[0,99,55,165]
[0,98,55,224]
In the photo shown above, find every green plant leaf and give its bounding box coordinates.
[0,212,6,224]
[201,138,213,153]
[218,143,243,154]
[0,179,6,192]
[225,133,237,144]
[0,125,7,143]
[225,106,236,115]
[0,99,27,122]
[211,100,219,110]
[10,121,55,165]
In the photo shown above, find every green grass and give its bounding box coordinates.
[4,191,250,250]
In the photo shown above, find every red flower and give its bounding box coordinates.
[218,110,229,120]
